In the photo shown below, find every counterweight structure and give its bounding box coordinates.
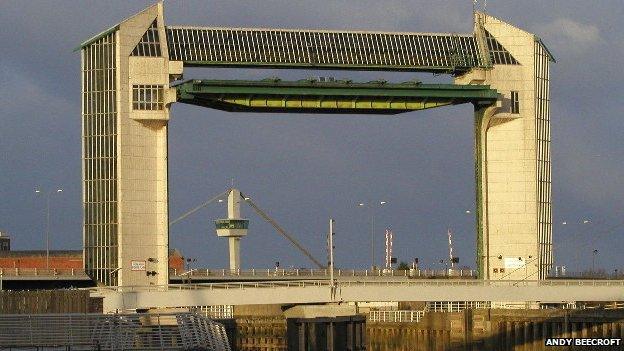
[79,2,553,286]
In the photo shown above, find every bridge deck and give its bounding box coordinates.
[91,280,624,312]
[174,79,498,114]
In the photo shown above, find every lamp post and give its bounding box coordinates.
[35,188,63,270]
[358,201,387,270]
[592,249,599,273]
[560,217,592,276]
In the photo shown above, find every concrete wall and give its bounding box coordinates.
[218,307,624,351]
[368,309,624,351]
[0,252,82,269]
[0,250,183,271]
[0,290,102,314]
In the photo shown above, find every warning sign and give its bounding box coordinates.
[504,257,526,269]
[131,260,146,271]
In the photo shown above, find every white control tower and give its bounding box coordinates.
[215,189,249,271]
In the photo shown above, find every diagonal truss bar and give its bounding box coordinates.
[174,79,499,114]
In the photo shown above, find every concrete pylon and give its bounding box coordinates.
[216,189,249,271]
[457,12,554,280]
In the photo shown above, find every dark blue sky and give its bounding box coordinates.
[1,1,622,273]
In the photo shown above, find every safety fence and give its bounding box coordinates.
[0,268,87,276]
[192,305,234,319]
[368,310,424,323]
[170,268,476,279]
[0,312,230,350]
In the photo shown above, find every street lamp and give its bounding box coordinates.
[592,249,599,273]
[35,188,63,270]
[358,200,387,270]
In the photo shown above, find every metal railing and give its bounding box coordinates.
[549,270,624,280]
[338,279,624,288]
[0,312,230,350]
[86,278,624,294]
[88,279,332,293]
[170,268,476,279]
[426,301,491,312]
[192,305,234,319]
[368,310,424,323]
[0,267,86,276]
[604,302,624,310]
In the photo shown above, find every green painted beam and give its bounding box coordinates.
[174,79,499,114]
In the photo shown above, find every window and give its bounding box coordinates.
[215,219,249,230]
[131,20,161,57]
[511,91,520,114]
[82,32,118,286]
[132,85,164,110]
[483,29,519,65]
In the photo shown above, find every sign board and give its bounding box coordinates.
[504,257,525,269]
[131,260,146,271]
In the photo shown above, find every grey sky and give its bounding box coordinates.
[0,1,622,272]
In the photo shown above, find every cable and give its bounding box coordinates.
[240,191,325,269]
[169,189,231,226]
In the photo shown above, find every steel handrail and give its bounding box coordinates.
[84,278,624,294]
[0,268,86,276]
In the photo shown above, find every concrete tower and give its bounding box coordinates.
[79,2,179,286]
[215,189,249,271]
[457,12,555,280]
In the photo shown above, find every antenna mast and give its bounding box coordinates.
[448,228,455,269]
[385,228,393,270]
[472,0,487,15]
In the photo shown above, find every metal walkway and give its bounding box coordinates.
[165,27,487,73]
[0,312,230,350]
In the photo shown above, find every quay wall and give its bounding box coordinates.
[0,290,103,314]
[223,307,624,351]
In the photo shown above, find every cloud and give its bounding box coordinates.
[536,18,601,54]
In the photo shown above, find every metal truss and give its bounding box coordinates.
[174,79,499,114]
[166,27,487,73]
